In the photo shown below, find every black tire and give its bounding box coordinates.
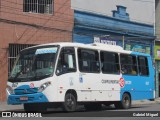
[63,93,77,112]
[84,103,102,111]
[114,93,131,109]
[24,103,47,112]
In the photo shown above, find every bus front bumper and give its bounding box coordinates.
[7,93,49,105]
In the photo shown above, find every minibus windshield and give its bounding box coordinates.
[9,46,58,82]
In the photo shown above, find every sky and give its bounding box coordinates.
[71,0,155,25]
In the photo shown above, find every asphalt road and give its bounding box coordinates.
[42,103,160,117]
[1,103,160,119]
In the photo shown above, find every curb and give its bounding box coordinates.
[132,99,160,106]
[0,102,23,112]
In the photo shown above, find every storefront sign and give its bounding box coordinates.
[94,37,117,45]
[157,50,160,58]
[155,45,160,60]
[125,44,151,54]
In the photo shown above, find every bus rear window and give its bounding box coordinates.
[138,56,149,76]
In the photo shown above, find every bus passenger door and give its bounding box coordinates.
[77,48,100,101]
[55,47,78,101]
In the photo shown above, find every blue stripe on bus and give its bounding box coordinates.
[8,85,48,105]
[7,92,48,105]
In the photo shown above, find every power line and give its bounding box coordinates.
[0,18,72,33]
[2,0,73,17]
[0,0,155,25]
[0,11,154,43]
[0,5,154,31]
[0,0,155,38]
[23,0,71,44]
[0,0,74,36]
[1,0,155,24]
[0,0,155,42]
[0,0,73,44]
[0,4,73,23]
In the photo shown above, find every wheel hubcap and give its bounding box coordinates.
[123,96,130,106]
[66,97,74,108]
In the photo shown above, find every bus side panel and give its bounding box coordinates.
[75,73,121,102]
[55,73,79,102]
[120,76,154,100]
[120,56,155,101]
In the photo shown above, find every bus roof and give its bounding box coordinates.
[21,42,150,57]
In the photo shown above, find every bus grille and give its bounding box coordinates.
[14,88,38,95]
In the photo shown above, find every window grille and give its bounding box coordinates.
[23,0,53,14]
[8,44,35,76]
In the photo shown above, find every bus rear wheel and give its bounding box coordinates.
[114,93,131,109]
[63,93,77,112]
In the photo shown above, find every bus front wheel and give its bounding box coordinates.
[114,93,131,109]
[63,93,77,112]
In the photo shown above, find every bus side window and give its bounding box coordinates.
[56,47,76,75]
[78,48,100,73]
[138,56,149,76]
[100,51,120,74]
[120,54,138,75]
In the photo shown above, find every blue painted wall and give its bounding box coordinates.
[74,10,154,37]
[73,10,155,56]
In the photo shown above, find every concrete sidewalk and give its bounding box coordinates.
[0,102,23,111]
[0,98,160,112]
[132,98,160,105]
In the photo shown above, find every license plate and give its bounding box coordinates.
[20,96,28,101]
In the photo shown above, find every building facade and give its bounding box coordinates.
[155,0,160,97]
[71,0,157,96]
[0,0,157,101]
[0,0,73,101]
[154,44,160,97]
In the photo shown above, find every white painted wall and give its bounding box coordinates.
[71,0,155,25]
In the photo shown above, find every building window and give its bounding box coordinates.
[23,0,53,14]
[78,48,100,73]
[100,51,120,74]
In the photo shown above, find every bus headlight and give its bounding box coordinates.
[6,85,14,95]
[38,81,51,92]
